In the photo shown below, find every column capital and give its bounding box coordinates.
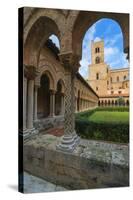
[59,52,80,73]
[34,84,40,89]
[24,65,40,80]
[60,92,65,97]
[124,46,129,60]
[49,89,56,95]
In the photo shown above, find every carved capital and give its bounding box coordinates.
[24,65,40,80]
[124,46,129,60]
[49,89,56,95]
[59,52,80,73]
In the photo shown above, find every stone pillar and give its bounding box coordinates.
[27,79,34,130]
[34,85,39,121]
[49,90,56,117]
[60,93,64,115]
[75,97,77,113]
[57,53,80,152]
[23,76,27,131]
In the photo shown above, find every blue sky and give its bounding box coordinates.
[49,19,129,79]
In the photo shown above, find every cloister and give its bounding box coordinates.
[21,8,129,153]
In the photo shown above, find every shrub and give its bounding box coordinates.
[95,106,129,112]
[75,118,129,143]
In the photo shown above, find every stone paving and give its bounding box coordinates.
[45,126,64,137]
[23,172,67,193]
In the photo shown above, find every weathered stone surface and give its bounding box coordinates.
[23,172,67,193]
[24,135,129,190]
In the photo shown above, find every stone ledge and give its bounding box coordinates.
[23,135,129,190]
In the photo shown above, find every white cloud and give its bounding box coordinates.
[79,60,89,78]
[94,37,102,42]
[104,47,119,58]
[105,33,122,47]
[79,24,97,77]
[49,34,60,49]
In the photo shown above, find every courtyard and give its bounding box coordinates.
[19,7,129,193]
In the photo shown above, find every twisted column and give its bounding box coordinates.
[57,53,80,152]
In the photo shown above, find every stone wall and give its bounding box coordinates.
[24,135,129,190]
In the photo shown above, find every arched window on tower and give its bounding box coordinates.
[117,76,119,82]
[95,56,100,64]
[95,47,100,53]
[123,75,126,80]
[96,73,99,80]
[110,77,112,83]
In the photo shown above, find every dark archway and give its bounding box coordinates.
[112,100,114,106]
[55,81,62,115]
[77,90,80,112]
[98,100,100,106]
[126,99,129,106]
[108,100,111,106]
[37,74,50,118]
[115,100,118,106]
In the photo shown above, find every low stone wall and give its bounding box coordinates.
[24,135,129,190]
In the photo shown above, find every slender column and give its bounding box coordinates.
[49,90,55,117]
[23,76,27,131]
[60,93,64,115]
[27,79,34,129]
[34,85,39,121]
[75,97,77,113]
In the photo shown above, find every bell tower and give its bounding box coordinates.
[91,40,104,65]
[88,40,108,97]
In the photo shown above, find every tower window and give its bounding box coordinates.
[117,76,119,82]
[118,91,122,94]
[107,80,109,85]
[96,73,99,80]
[96,87,98,91]
[95,47,100,53]
[124,75,126,80]
[95,56,100,64]
[111,91,114,94]
[110,77,112,83]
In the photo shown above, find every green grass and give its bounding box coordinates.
[89,111,129,124]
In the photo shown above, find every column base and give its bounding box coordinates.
[56,131,80,153]
[20,128,39,140]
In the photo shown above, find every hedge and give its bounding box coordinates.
[94,106,129,112]
[75,118,129,143]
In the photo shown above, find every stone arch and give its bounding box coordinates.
[98,100,100,106]
[37,74,50,118]
[95,57,101,64]
[56,78,65,94]
[55,80,63,115]
[108,100,111,106]
[56,72,65,92]
[115,100,118,106]
[24,11,62,67]
[71,11,129,59]
[36,64,57,90]
[112,100,114,106]
[126,99,129,106]
[24,8,64,45]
